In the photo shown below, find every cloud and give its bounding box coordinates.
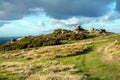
[0,0,115,20]
[0,0,35,20]
[83,19,120,33]
[50,17,80,26]
[0,15,58,37]
[0,11,120,37]
[1,0,120,37]
[0,21,11,27]
[42,0,114,19]
[50,10,120,27]
[116,0,120,11]
[37,20,45,27]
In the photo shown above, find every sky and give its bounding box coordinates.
[0,0,120,37]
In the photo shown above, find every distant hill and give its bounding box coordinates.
[0,38,11,45]
[0,37,19,45]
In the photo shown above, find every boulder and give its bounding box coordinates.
[10,39,17,43]
[89,27,95,33]
[71,25,85,33]
[52,29,70,34]
[89,27,106,34]
[61,29,70,33]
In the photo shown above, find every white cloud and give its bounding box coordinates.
[18,20,33,26]
[98,11,120,22]
[0,10,120,37]
[37,20,45,27]
[50,11,120,28]
[50,17,80,26]
[83,19,120,33]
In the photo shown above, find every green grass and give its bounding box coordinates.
[0,34,120,80]
[55,39,120,80]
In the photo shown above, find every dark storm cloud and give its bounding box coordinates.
[0,0,34,20]
[38,0,114,19]
[0,0,115,20]
[116,0,120,11]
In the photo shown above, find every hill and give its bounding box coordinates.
[0,25,97,51]
[0,37,18,45]
[0,26,120,80]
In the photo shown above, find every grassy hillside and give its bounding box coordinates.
[0,29,120,80]
[0,29,95,51]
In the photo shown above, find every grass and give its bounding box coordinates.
[0,34,120,80]
[98,37,120,62]
[0,42,88,60]
[55,37,120,80]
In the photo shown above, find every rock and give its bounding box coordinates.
[61,29,70,33]
[89,27,95,33]
[16,38,23,41]
[10,39,17,43]
[89,27,106,34]
[52,29,70,34]
[99,29,106,33]
[71,25,85,33]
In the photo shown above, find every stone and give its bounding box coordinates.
[71,25,85,33]
[89,27,106,34]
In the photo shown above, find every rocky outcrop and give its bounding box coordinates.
[52,25,106,35]
[16,38,23,41]
[52,29,70,34]
[71,25,85,33]
[89,27,106,34]
[9,37,25,43]
[61,29,70,33]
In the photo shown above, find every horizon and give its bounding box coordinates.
[0,0,120,37]
[0,26,118,37]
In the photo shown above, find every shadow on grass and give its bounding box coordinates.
[52,47,93,59]
[79,47,93,55]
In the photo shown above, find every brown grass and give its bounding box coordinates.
[0,37,109,60]
[26,72,84,80]
[0,62,35,79]
[0,61,86,80]
[26,61,86,80]
[0,42,88,60]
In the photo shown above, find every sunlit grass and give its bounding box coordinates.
[0,34,120,80]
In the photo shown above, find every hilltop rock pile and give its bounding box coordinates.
[71,25,85,33]
[52,29,71,34]
[89,27,106,34]
[52,25,106,35]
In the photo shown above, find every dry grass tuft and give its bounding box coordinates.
[0,62,34,74]
[26,61,86,80]
[26,72,84,80]
[0,61,86,80]
[0,42,88,60]
[0,38,108,60]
